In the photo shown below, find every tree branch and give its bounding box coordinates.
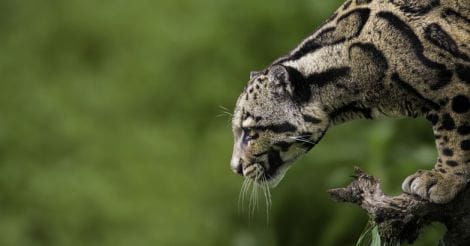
[327,167,470,245]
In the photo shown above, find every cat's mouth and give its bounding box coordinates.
[242,163,264,179]
[242,158,296,187]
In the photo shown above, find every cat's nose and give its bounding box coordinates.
[230,158,244,176]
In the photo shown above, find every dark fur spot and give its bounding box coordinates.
[424,23,469,61]
[442,8,470,25]
[253,151,268,157]
[392,73,440,110]
[438,113,455,130]
[343,0,352,10]
[456,64,470,84]
[377,11,452,90]
[302,114,322,124]
[252,122,297,133]
[390,0,440,15]
[337,8,371,32]
[350,43,389,84]
[426,113,439,125]
[274,141,293,151]
[446,160,458,167]
[443,136,449,143]
[335,83,347,90]
[267,150,283,177]
[439,168,447,173]
[451,95,470,113]
[442,148,453,156]
[461,140,470,151]
[287,38,323,62]
[438,98,449,106]
[315,26,345,46]
[457,125,470,135]
[288,9,370,61]
[349,43,388,69]
[330,102,372,120]
[356,0,372,4]
[306,67,351,87]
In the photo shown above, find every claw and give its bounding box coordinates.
[402,170,465,204]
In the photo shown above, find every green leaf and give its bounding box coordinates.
[370,225,381,246]
[356,220,374,246]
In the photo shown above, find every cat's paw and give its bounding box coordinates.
[402,170,465,204]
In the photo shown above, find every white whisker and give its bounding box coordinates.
[289,136,314,145]
[244,179,252,203]
[238,178,249,212]
[251,179,257,217]
[261,177,270,224]
[218,106,233,117]
[253,183,257,216]
[216,112,232,118]
[244,178,253,213]
[218,105,232,113]
[238,164,273,222]
[217,105,234,126]
[249,181,255,220]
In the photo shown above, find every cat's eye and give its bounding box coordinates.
[242,128,258,144]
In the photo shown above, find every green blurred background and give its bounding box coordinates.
[0,0,445,245]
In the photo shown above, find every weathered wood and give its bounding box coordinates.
[328,167,470,245]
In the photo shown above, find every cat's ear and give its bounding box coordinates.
[268,65,289,89]
[250,71,261,80]
[268,65,310,102]
[267,65,293,100]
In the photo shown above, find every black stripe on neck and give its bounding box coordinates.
[391,73,440,110]
[330,102,372,121]
[252,122,297,133]
[306,67,351,87]
[281,66,351,104]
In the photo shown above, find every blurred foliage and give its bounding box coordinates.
[0,0,444,245]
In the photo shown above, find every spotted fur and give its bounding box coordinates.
[230,0,470,204]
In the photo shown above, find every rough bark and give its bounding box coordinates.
[327,167,470,245]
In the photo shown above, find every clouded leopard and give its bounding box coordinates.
[230,0,469,204]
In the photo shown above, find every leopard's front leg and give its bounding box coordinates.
[402,105,469,204]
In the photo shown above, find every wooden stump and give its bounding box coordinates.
[327,167,470,245]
